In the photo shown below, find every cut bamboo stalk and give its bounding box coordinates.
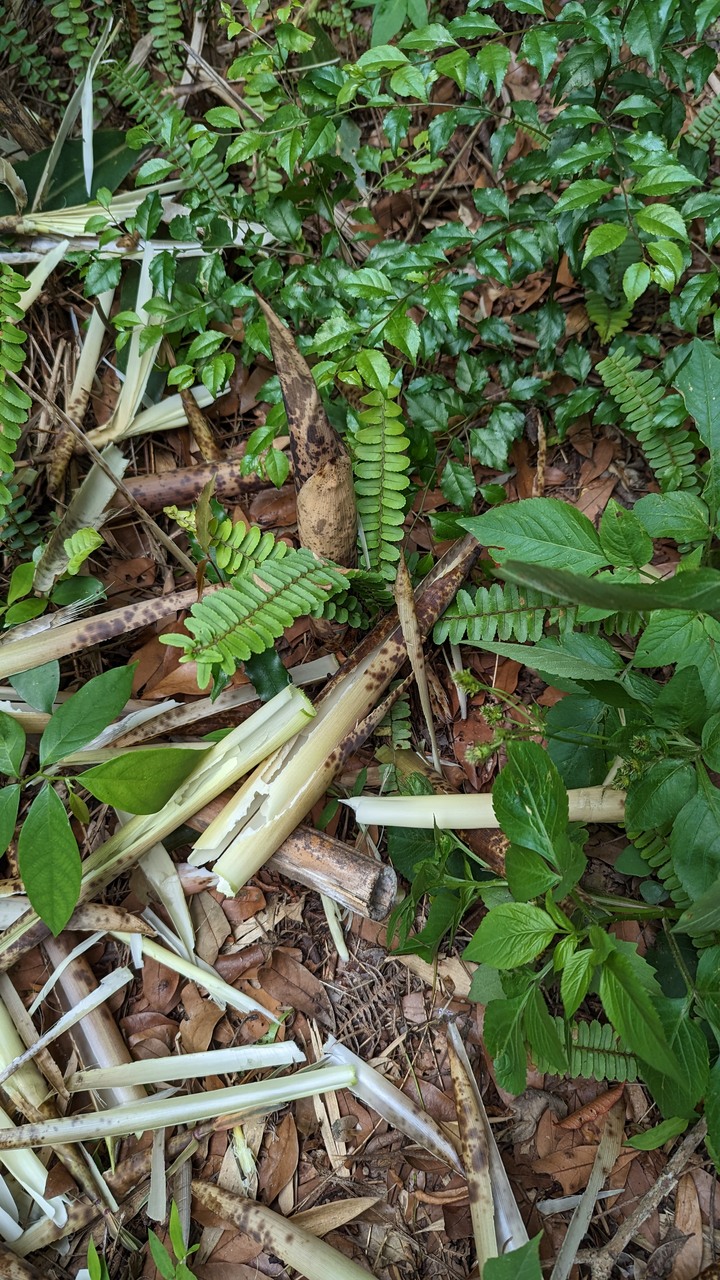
[182,817,397,920]
[447,1034,497,1269]
[0,1066,355,1148]
[108,457,264,513]
[343,787,627,829]
[42,935,147,1109]
[190,535,479,894]
[48,287,117,495]
[191,1180,380,1280]
[0,585,219,681]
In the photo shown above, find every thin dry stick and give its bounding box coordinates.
[14,377,198,578]
[406,120,485,240]
[579,1118,708,1280]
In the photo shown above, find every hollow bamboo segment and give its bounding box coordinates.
[191,1180,380,1280]
[42,935,146,1109]
[107,457,264,513]
[186,806,397,921]
[191,535,479,894]
[343,787,627,829]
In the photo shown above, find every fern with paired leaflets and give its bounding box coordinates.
[106,63,232,209]
[350,386,411,580]
[0,266,32,526]
[434,581,576,646]
[597,349,699,492]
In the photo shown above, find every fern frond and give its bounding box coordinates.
[376,680,413,749]
[0,480,40,553]
[585,291,633,343]
[597,349,699,491]
[0,267,33,526]
[0,17,60,101]
[631,827,690,907]
[433,582,575,645]
[147,0,184,80]
[166,506,291,577]
[352,388,411,581]
[107,63,231,208]
[317,569,391,628]
[162,551,348,687]
[687,95,720,150]
[562,1018,639,1083]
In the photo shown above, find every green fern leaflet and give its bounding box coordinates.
[352,386,411,581]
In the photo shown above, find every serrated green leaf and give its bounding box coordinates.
[675,339,720,516]
[582,222,628,266]
[623,261,651,304]
[625,759,697,830]
[484,1237,543,1280]
[498,560,720,622]
[600,950,683,1083]
[599,499,653,569]
[482,995,528,1094]
[461,499,606,574]
[464,903,558,969]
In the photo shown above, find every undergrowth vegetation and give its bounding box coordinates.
[5,0,720,1266]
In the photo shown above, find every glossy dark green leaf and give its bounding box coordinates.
[0,785,21,858]
[625,759,697,830]
[9,661,60,715]
[464,903,558,969]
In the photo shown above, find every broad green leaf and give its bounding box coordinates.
[461,498,606,574]
[474,640,624,686]
[675,339,720,516]
[498,561,720,623]
[148,1232,176,1280]
[599,499,653,569]
[0,785,21,858]
[560,949,595,1019]
[600,950,683,1082]
[623,261,651,305]
[80,747,207,814]
[17,784,81,936]
[356,44,409,72]
[302,116,337,161]
[704,1058,720,1157]
[440,459,476,512]
[389,64,428,99]
[633,165,702,196]
[505,846,559,901]
[399,23,456,49]
[703,712,720,770]
[524,986,568,1074]
[625,759,697,830]
[39,666,135,767]
[520,27,559,83]
[0,712,25,778]
[675,878,720,936]
[243,648,291,702]
[626,1117,689,1149]
[633,492,710,543]
[695,947,720,1030]
[482,996,528,1094]
[492,742,568,864]
[552,179,614,215]
[464,903,558,969]
[7,562,34,604]
[546,695,609,788]
[9,661,60,715]
[653,666,706,732]
[484,1237,543,1280]
[354,349,392,392]
[670,771,720,901]
[636,203,688,240]
[468,964,506,1005]
[475,43,511,95]
[582,223,628,267]
[371,0,408,46]
[383,313,420,361]
[639,996,709,1119]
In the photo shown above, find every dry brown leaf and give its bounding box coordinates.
[141,955,180,1015]
[669,1173,704,1280]
[257,949,334,1027]
[258,1113,299,1205]
[557,1084,625,1131]
[533,1146,639,1197]
[191,891,232,965]
[179,982,223,1054]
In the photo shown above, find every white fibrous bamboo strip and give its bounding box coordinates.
[323,1037,462,1173]
[343,787,626,829]
[86,385,216,448]
[0,968,133,1090]
[28,932,103,1016]
[112,934,278,1024]
[447,1024,527,1253]
[191,1180,380,1280]
[0,1066,355,1148]
[33,444,128,593]
[447,1034,497,1268]
[67,1042,305,1091]
[138,842,196,960]
[147,1129,167,1223]
[16,240,70,311]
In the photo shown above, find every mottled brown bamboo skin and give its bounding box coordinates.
[109,457,264,513]
[256,296,358,570]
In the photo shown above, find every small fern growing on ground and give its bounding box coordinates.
[434,582,576,646]
[146,0,184,80]
[597,349,699,491]
[351,386,411,581]
[0,267,32,525]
